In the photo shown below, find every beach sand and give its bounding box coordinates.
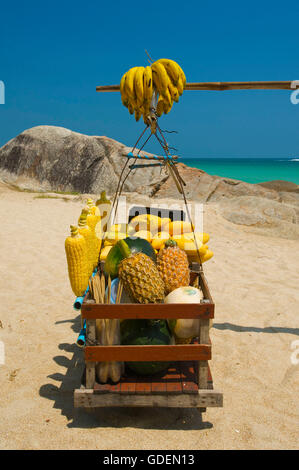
[0,183,298,450]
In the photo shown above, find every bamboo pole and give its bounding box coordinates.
[96,80,298,92]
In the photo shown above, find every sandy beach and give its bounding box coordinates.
[0,182,298,450]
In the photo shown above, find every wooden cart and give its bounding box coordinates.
[74,263,223,412]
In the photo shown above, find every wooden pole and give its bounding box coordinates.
[96,80,298,92]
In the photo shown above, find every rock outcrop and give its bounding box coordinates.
[0,126,168,196]
[1,125,299,238]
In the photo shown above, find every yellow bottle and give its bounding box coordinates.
[96,191,111,232]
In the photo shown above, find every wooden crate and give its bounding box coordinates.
[74,264,223,410]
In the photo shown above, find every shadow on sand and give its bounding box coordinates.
[39,314,214,431]
[213,322,299,336]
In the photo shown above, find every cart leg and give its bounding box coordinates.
[198,318,209,389]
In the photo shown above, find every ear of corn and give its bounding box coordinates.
[78,214,94,278]
[86,199,102,253]
[80,206,100,269]
[65,225,89,296]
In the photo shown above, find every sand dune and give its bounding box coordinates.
[0,183,298,449]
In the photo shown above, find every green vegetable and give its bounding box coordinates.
[120,319,172,375]
[104,237,156,277]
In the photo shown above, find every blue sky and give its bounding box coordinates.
[0,0,298,157]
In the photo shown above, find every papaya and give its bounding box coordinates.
[104,237,156,277]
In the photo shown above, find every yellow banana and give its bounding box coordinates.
[124,66,139,102]
[163,87,172,107]
[156,58,181,85]
[178,65,187,88]
[120,73,129,107]
[156,95,165,117]
[151,62,171,97]
[135,106,143,122]
[143,66,153,103]
[163,97,173,114]
[128,102,135,115]
[176,75,184,95]
[156,58,186,92]
[168,80,179,103]
[142,66,153,124]
[134,66,145,108]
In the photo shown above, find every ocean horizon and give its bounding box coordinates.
[181,157,299,185]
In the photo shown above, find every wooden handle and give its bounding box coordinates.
[96,80,299,92]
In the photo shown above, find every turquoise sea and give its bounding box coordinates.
[181,158,299,185]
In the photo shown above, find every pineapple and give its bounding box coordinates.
[118,240,165,304]
[157,239,190,295]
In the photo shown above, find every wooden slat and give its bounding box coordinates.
[96,80,298,93]
[94,382,111,394]
[85,319,96,389]
[135,375,152,395]
[199,272,214,304]
[120,372,136,395]
[82,302,214,320]
[151,370,167,394]
[74,388,223,408]
[198,318,210,389]
[85,344,211,363]
[165,363,183,394]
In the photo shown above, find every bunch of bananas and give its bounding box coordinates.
[120,58,186,123]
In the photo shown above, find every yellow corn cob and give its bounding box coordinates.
[87,198,101,221]
[80,207,100,269]
[65,225,89,296]
[78,213,94,278]
[86,198,102,251]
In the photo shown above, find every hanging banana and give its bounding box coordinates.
[119,58,186,123]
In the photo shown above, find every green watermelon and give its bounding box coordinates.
[120,319,172,376]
